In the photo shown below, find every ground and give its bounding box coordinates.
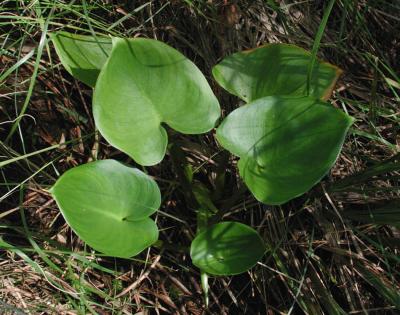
[1,0,400,314]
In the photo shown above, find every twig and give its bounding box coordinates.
[115,255,161,298]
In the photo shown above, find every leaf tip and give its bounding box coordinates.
[321,63,344,101]
[47,186,55,194]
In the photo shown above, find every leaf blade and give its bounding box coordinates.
[51,159,160,258]
[51,31,112,87]
[190,221,265,276]
[93,37,220,165]
[217,96,354,205]
[212,43,342,102]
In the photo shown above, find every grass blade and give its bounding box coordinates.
[306,0,336,95]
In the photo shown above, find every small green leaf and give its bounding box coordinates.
[50,159,160,258]
[93,37,220,166]
[212,43,342,102]
[217,96,354,205]
[190,221,265,275]
[51,31,112,87]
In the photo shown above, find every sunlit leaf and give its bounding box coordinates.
[217,96,354,205]
[50,159,160,258]
[51,31,112,87]
[190,221,265,275]
[93,37,220,166]
[213,43,342,102]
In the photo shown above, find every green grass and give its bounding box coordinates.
[1,0,400,314]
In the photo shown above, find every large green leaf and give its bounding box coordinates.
[212,43,342,102]
[51,31,112,87]
[217,96,354,205]
[50,159,160,258]
[190,221,265,275]
[93,37,220,166]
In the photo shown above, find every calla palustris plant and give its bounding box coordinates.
[213,44,354,205]
[50,32,352,278]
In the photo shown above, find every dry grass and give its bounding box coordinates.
[1,0,399,314]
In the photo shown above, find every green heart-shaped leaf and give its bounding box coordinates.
[190,222,265,276]
[212,44,342,102]
[50,159,160,258]
[51,31,112,87]
[93,37,221,166]
[217,96,354,205]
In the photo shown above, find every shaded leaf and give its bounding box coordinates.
[217,96,354,205]
[213,43,341,102]
[50,159,160,258]
[51,31,112,87]
[190,221,265,275]
[93,37,220,166]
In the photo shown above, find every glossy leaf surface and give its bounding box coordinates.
[93,37,220,166]
[51,31,112,87]
[50,160,160,258]
[217,96,354,205]
[190,222,265,275]
[212,44,342,102]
